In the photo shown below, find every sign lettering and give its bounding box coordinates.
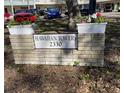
[34,34,77,48]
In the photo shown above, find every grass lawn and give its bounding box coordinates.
[4,17,120,93]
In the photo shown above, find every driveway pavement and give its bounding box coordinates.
[101,12,120,18]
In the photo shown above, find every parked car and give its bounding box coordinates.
[46,8,61,19]
[63,9,89,16]
[4,12,11,22]
[26,9,37,15]
[37,9,47,16]
[15,10,27,14]
[80,9,89,16]
[4,12,13,28]
[14,12,36,22]
[80,4,89,16]
[15,9,37,15]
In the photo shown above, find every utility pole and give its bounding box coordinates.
[27,0,30,9]
[89,0,96,15]
[10,0,14,15]
[33,0,36,9]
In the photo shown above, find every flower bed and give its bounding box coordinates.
[77,22,107,33]
[75,12,107,33]
[8,25,34,35]
[7,13,36,35]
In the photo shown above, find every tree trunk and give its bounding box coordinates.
[65,0,81,31]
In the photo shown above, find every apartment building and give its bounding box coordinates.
[4,0,120,14]
[4,0,36,14]
[78,0,120,12]
[96,0,120,12]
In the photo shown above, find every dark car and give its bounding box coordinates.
[80,4,89,16]
[15,10,27,14]
[26,9,37,14]
[46,8,61,19]
[63,9,89,16]
[37,9,46,16]
[80,9,89,16]
[15,9,37,15]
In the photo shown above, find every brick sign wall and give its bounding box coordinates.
[9,33,105,66]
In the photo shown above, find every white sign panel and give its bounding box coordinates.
[34,34,77,48]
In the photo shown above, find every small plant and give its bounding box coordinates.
[95,16,106,23]
[75,12,106,23]
[7,20,18,27]
[7,19,33,28]
[74,16,88,23]
[73,61,80,66]
[78,74,91,80]
[17,67,25,74]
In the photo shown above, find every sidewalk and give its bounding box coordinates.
[101,12,120,18]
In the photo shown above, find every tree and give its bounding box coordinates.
[65,0,97,31]
[65,0,81,17]
[65,0,81,31]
